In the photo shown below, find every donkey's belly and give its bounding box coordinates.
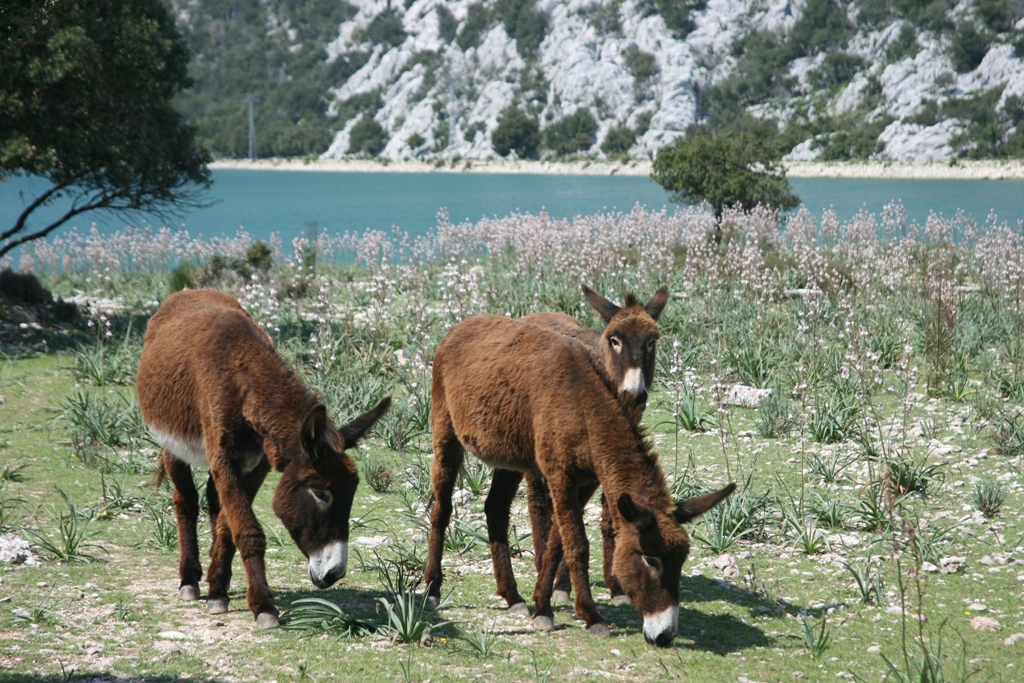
[149,424,208,468]
[148,423,265,473]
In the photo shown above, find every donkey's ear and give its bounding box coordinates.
[673,483,737,524]
[617,493,654,530]
[340,396,392,449]
[583,284,621,323]
[644,285,670,321]
[301,404,330,463]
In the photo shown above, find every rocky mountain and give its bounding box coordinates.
[171,0,1024,162]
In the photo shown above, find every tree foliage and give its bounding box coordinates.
[651,129,800,220]
[0,0,211,259]
[492,107,540,159]
[543,109,598,156]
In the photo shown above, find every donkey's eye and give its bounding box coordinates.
[642,555,662,573]
[610,336,622,352]
[646,339,656,352]
[309,488,333,508]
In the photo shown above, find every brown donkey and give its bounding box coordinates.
[485,285,669,614]
[136,289,390,629]
[426,314,734,645]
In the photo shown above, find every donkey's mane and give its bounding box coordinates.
[622,293,639,308]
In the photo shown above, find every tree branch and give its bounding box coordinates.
[0,194,123,260]
[0,180,74,242]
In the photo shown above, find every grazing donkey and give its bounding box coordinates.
[485,285,669,614]
[426,314,733,645]
[136,289,390,629]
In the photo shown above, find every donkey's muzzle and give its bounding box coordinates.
[308,541,347,588]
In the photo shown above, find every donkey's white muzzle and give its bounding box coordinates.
[308,541,347,588]
[643,605,679,647]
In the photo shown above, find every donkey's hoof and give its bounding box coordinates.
[532,615,555,632]
[551,589,571,603]
[586,622,611,638]
[424,595,440,612]
[207,598,229,615]
[611,594,631,607]
[256,612,279,630]
[508,602,531,618]
[179,584,200,601]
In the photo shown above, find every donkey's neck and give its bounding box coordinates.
[240,354,319,465]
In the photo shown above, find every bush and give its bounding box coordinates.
[458,3,492,50]
[543,108,598,156]
[348,116,387,156]
[358,9,407,48]
[246,241,273,271]
[623,48,658,83]
[435,5,458,43]
[951,23,990,73]
[637,0,706,37]
[811,52,864,91]
[406,132,426,149]
[491,107,540,158]
[601,124,636,155]
[495,0,550,58]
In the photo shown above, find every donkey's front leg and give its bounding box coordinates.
[544,478,607,637]
[208,457,277,628]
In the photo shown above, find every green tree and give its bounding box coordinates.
[347,116,387,156]
[492,107,540,159]
[544,108,598,156]
[1,0,211,259]
[651,129,800,225]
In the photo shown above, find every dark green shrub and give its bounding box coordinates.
[169,263,195,293]
[348,116,387,156]
[492,107,540,158]
[494,0,550,58]
[435,5,458,42]
[601,124,636,155]
[358,8,407,48]
[623,48,658,83]
[885,24,921,62]
[406,132,426,149]
[810,52,863,91]
[976,0,1022,32]
[246,241,273,271]
[636,0,706,36]
[951,23,991,72]
[588,0,623,34]
[788,0,853,57]
[543,108,598,156]
[458,3,493,50]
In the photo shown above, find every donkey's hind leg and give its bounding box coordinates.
[486,468,529,617]
[525,474,570,603]
[205,474,233,615]
[425,401,465,610]
[163,450,202,601]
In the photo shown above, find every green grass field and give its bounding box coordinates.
[2,206,1023,682]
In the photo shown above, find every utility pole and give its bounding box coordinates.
[245,96,259,160]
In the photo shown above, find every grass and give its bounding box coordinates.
[1,205,1023,682]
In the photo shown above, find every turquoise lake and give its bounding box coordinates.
[3,170,1024,251]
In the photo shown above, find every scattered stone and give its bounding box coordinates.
[154,640,182,654]
[452,488,475,505]
[157,631,189,640]
[980,556,995,566]
[0,536,40,566]
[11,607,30,620]
[970,616,1001,631]
[1004,633,1024,645]
[394,348,412,366]
[939,556,967,574]
[783,288,824,299]
[724,385,773,409]
[354,535,390,548]
[967,603,988,612]
[921,561,939,573]
[867,645,882,654]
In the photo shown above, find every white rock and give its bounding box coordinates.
[724,384,773,409]
[970,616,1001,631]
[967,603,987,612]
[1005,633,1024,645]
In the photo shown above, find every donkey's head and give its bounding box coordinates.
[272,396,391,589]
[612,483,736,647]
[584,284,669,409]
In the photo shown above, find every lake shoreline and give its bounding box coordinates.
[209,157,1024,180]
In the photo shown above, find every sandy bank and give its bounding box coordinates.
[209,157,1024,180]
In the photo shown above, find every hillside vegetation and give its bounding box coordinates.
[169,0,1024,162]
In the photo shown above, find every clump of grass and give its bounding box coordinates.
[843,556,884,604]
[454,619,503,658]
[146,504,178,550]
[807,390,859,444]
[887,455,944,497]
[992,409,1024,456]
[0,461,28,482]
[27,489,107,563]
[0,483,24,533]
[279,597,376,637]
[973,479,1006,518]
[754,394,795,438]
[799,613,841,659]
[361,455,394,493]
[692,480,766,553]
